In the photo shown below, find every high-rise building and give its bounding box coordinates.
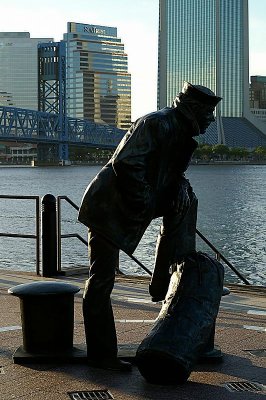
[63,22,131,130]
[0,32,53,110]
[158,0,266,147]
[250,76,266,122]
[250,76,266,109]
[158,0,249,116]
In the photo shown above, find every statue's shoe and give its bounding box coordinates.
[198,345,223,364]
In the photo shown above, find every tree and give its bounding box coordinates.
[200,144,213,160]
[193,144,205,160]
[229,147,249,160]
[212,144,230,160]
[252,146,266,161]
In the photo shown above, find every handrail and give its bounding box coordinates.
[57,196,81,273]
[0,193,251,284]
[57,195,250,284]
[0,195,40,275]
[61,233,88,246]
[196,229,250,285]
[58,196,79,211]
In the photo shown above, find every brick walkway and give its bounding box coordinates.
[0,271,265,400]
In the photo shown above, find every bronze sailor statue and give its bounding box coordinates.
[78,82,222,374]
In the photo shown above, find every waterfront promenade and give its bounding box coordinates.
[0,270,265,400]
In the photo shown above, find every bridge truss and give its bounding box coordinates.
[0,105,125,149]
[0,41,126,161]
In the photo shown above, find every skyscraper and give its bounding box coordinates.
[158,0,249,115]
[64,22,131,130]
[0,32,53,110]
[158,0,266,147]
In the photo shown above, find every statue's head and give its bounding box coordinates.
[173,81,222,134]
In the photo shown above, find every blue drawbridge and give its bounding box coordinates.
[0,105,126,161]
[0,42,126,162]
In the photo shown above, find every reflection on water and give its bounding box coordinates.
[0,164,265,285]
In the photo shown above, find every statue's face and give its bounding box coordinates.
[196,105,215,134]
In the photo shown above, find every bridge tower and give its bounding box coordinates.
[38,42,68,163]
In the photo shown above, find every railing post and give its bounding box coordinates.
[35,197,41,275]
[41,194,58,277]
[56,196,62,273]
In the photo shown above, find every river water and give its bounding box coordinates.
[0,164,265,285]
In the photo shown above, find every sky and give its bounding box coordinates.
[0,0,265,120]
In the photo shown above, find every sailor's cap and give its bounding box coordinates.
[182,81,222,107]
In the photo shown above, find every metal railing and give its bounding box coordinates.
[0,193,251,284]
[0,195,40,275]
[57,195,87,273]
[56,195,250,284]
[196,229,250,285]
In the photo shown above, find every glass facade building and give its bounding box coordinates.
[0,32,53,110]
[158,0,249,118]
[64,22,131,130]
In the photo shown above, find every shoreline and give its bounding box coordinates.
[190,160,266,165]
[0,160,266,167]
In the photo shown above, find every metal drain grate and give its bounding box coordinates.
[224,381,265,393]
[68,390,114,399]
